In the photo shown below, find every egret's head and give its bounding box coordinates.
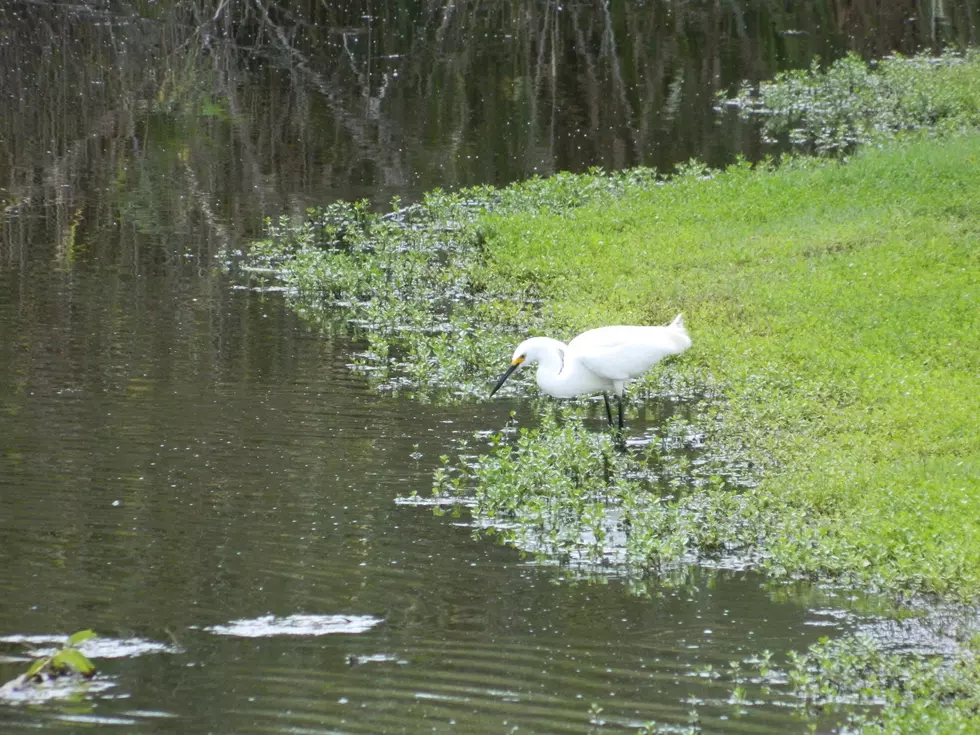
[489,347,527,397]
[490,338,556,397]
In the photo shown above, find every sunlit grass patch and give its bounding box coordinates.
[478,133,980,599]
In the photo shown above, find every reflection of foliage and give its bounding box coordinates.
[724,50,980,154]
[4,0,976,238]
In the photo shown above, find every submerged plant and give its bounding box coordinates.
[434,411,632,564]
[731,634,980,733]
[431,406,770,570]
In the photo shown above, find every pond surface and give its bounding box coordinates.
[0,249,890,734]
[1,2,976,733]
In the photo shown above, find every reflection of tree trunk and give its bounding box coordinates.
[5,108,133,217]
[598,0,640,163]
[529,1,558,174]
[215,48,269,220]
[248,0,407,189]
[572,11,599,133]
[183,161,231,256]
[3,0,977,238]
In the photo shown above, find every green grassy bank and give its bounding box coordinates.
[479,135,980,600]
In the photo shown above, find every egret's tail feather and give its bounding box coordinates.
[667,313,692,353]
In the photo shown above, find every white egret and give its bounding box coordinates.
[490,314,692,430]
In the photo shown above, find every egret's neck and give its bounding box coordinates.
[528,337,568,385]
[526,337,572,395]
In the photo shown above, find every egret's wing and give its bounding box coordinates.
[569,326,688,381]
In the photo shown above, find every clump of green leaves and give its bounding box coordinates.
[724,49,980,154]
[731,634,980,734]
[8,630,98,689]
[434,412,634,564]
[247,199,526,397]
[432,408,771,570]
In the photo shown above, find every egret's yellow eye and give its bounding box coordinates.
[512,355,526,366]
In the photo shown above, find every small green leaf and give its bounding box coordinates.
[68,629,97,646]
[52,649,97,677]
[25,657,50,679]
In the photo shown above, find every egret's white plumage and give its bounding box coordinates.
[490,314,691,428]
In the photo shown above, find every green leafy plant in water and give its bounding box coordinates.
[434,410,633,564]
[14,630,98,687]
[432,406,773,570]
[732,634,980,734]
[723,49,980,154]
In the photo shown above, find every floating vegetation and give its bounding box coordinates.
[1,630,98,698]
[722,49,980,154]
[720,633,980,734]
[0,631,182,707]
[430,408,770,571]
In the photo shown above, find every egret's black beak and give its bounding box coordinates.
[490,356,524,397]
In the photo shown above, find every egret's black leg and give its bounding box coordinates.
[610,394,627,452]
[603,393,614,426]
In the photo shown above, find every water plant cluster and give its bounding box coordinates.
[724,634,980,734]
[723,49,980,154]
[0,630,97,696]
[433,408,772,571]
[241,169,660,399]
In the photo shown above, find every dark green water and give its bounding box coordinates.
[1,1,976,732]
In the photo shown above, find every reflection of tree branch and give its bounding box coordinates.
[217,65,269,218]
[182,161,231,256]
[434,0,455,44]
[212,0,229,22]
[249,0,407,187]
[571,11,598,127]
[4,109,132,217]
[599,0,640,159]
[10,0,122,19]
[343,31,390,118]
[527,1,558,167]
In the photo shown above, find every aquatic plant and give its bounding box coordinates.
[728,634,980,733]
[431,406,769,570]
[723,49,980,154]
[240,168,662,399]
[3,630,98,691]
